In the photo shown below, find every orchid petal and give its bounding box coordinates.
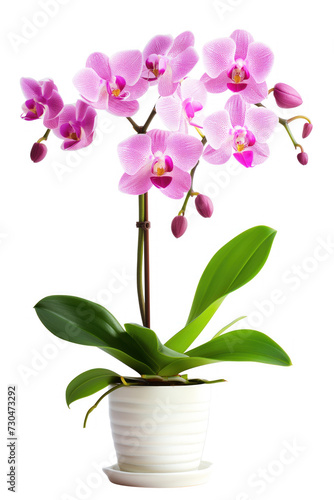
[203,143,232,165]
[239,77,268,104]
[52,105,76,138]
[165,133,203,171]
[86,52,111,80]
[156,95,182,131]
[226,83,247,92]
[81,106,97,135]
[245,108,278,142]
[118,134,152,175]
[168,31,195,58]
[147,129,169,154]
[230,30,254,60]
[252,142,270,165]
[158,65,178,96]
[233,151,254,168]
[73,68,103,102]
[43,91,64,119]
[181,78,207,105]
[201,71,229,94]
[44,116,59,129]
[225,94,246,127]
[20,77,42,99]
[203,110,231,150]
[41,79,57,99]
[150,176,173,189]
[107,98,139,117]
[126,78,149,99]
[109,50,143,86]
[143,34,174,60]
[247,42,274,83]
[119,168,152,196]
[203,38,235,78]
[162,166,191,199]
[170,46,199,82]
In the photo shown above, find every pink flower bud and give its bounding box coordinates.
[171,215,188,238]
[302,123,313,139]
[30,142,47,163]
[297,152,308,165]
[195,194,214,218]
[273,83,303,108]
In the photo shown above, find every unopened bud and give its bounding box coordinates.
[195,194,214,218]
[302,123,313,139]
[273,83,303,108]
[297,152,308,165]
[171,215,188,238]
[30,142,47,163]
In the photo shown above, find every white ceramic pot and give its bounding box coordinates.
[108,384,211,473]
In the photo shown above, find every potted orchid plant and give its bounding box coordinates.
[21,30,311,487]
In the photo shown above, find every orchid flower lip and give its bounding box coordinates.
[182,98,204,128]
[60,122,82,141]
[151,153,174,176]
[21,99,45,120]
[145,54,169,80]
[230,126,256,152]
[106,76,129,100]
[227,58,250,84]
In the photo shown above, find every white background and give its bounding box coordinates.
[1,0,333,498]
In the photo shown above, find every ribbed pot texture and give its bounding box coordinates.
[108,384,211,473]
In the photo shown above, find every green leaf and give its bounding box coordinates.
[34,295,155,375]
[124,323,188,373]
[186,330,292,366]
[211,316,247,339]
[66,368,121,407]
[160,329,291,376]
[165,226,276,352]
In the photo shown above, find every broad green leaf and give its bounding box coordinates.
[165,226,276,352]
[66,368,121,407]
[124,323,188,373]
[34,295,155,375]
[186,330,292,366]
[211,316,246,339]
[160,329,291,376]
[165,298,225,353]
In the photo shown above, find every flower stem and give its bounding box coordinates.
[142,107,157,133]
[126,107,156,329]
[37,128,51,143]
[137,194,146,325]
[178,166,198,216]
[144,192,150,328]
[255,103,303,152]
[178,135,207,216]
[287,115,311,124]
[126,117,141,133]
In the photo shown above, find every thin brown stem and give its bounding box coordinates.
[144,192,150,329]
[126,117,141,133]
[126,108,157,329]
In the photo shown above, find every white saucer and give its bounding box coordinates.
[103,461,213,488]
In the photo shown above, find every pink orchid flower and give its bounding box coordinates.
[141,31,199,97]
[73,51,148,117]
[118,130,203,199]
[20,77,64,129]
[201,30,274,104]
[53,100,97,150]
[156,78,207,133]
[203,95,277,167]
